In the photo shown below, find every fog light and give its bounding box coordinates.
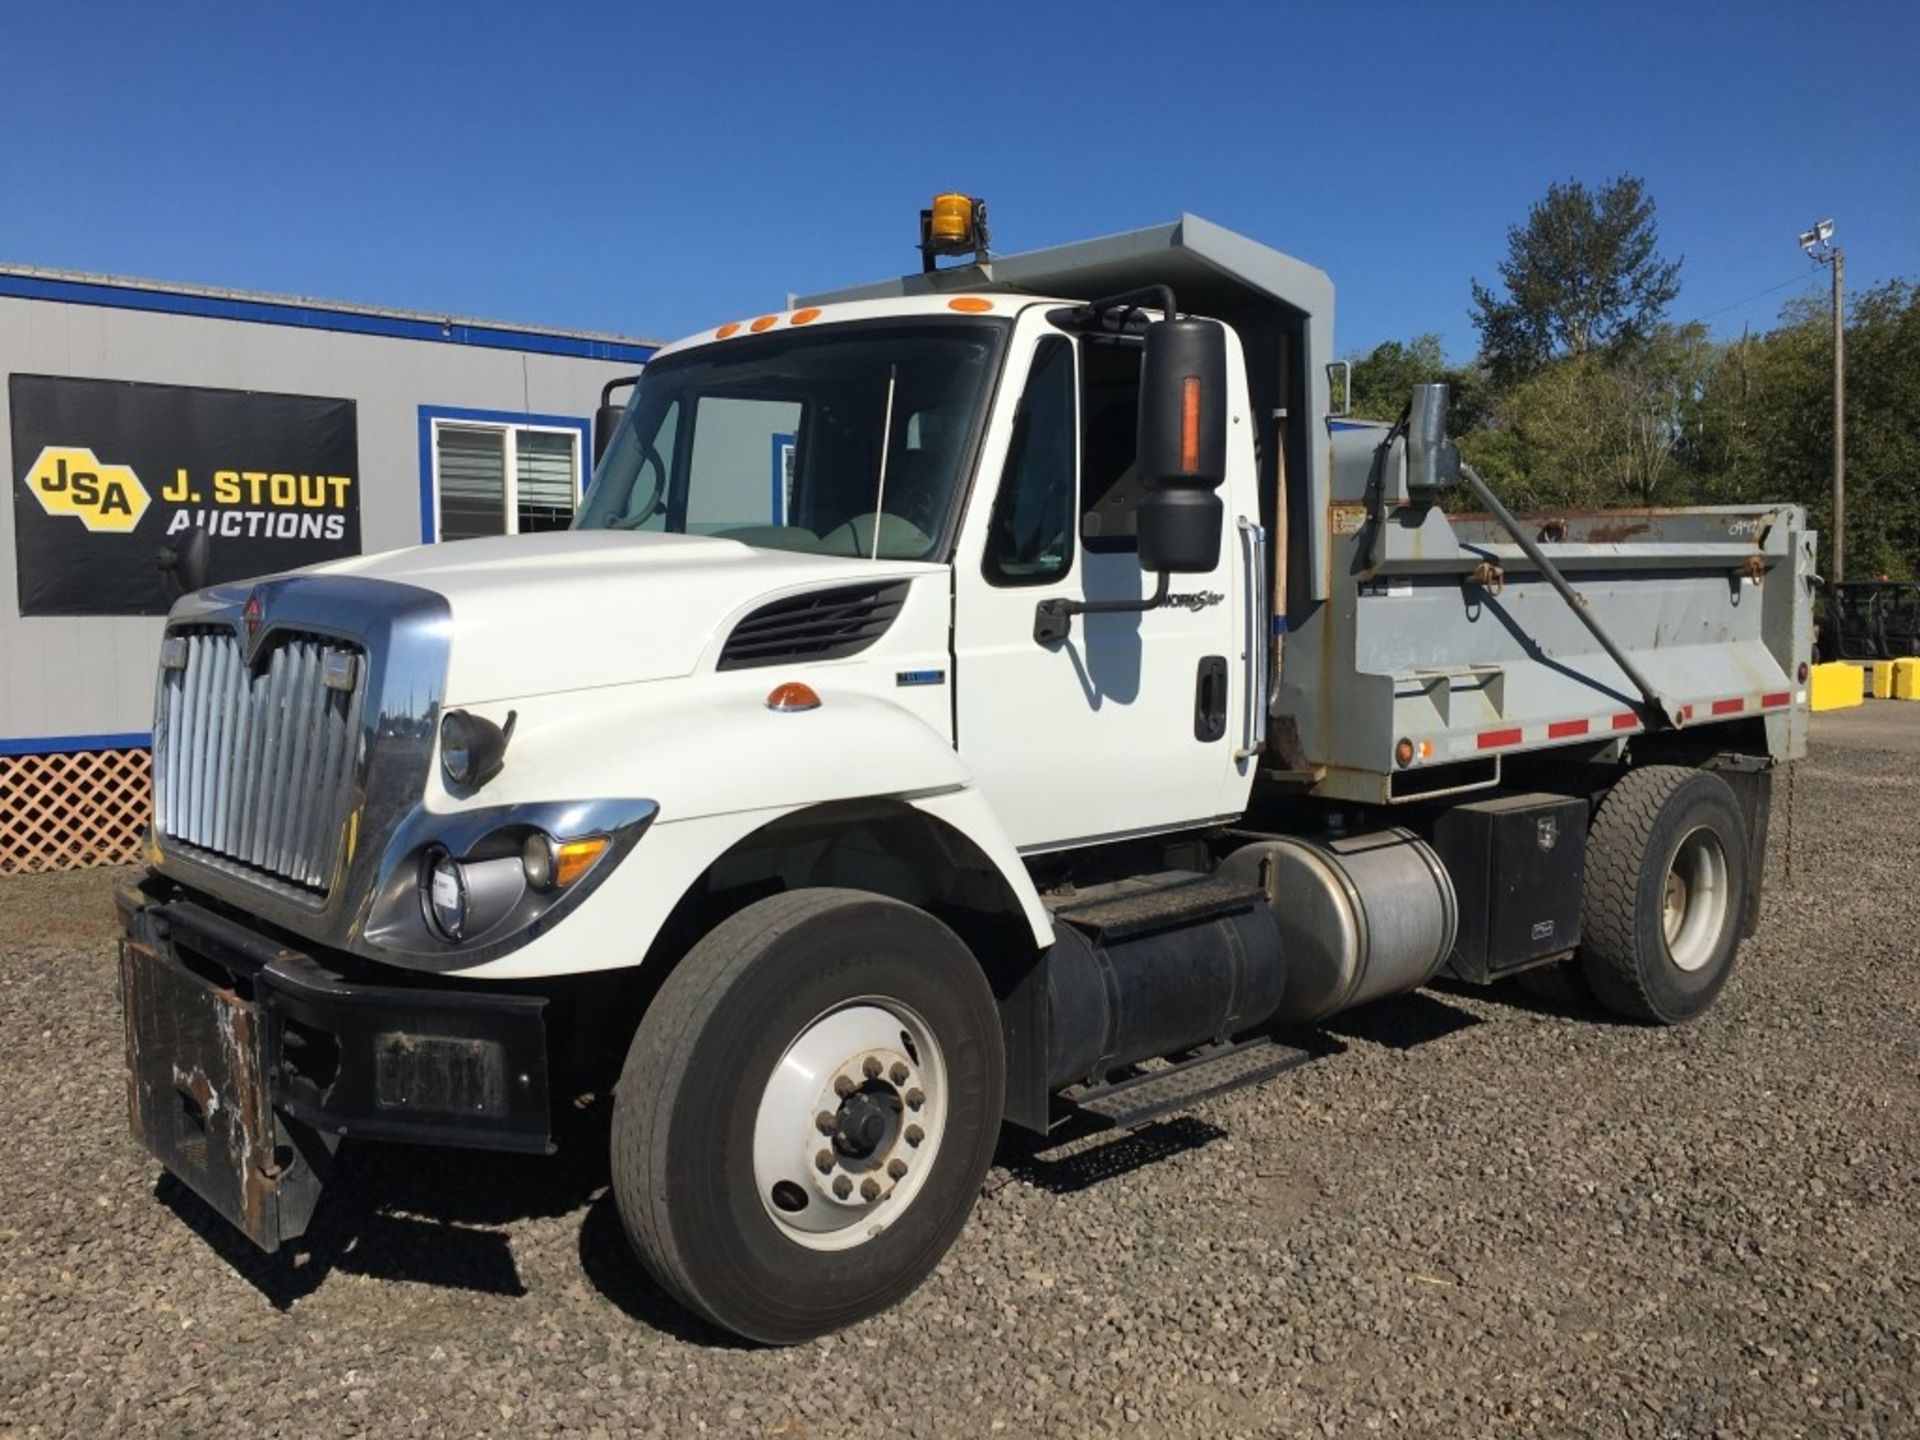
[424,847,469,940]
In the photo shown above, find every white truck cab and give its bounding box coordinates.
[119,205,1813,1344]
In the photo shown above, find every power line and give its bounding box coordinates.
[1684,270,1823,326]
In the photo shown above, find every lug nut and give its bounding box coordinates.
[815,1149,835,1174]
[887,1158,908,1180]
[889,1061,910,1085]
[834,1075,856,1097]
[832,1175,852,1199]
[905,1087,925,1110]
[815,1110,836,1134]
[863,1056,883,1080]
[905,1124,924,1147]
[860,1177,881,1201]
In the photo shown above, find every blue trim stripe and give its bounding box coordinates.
[417,405,593,543]
[0,731,151,757]
[0,272,658,365]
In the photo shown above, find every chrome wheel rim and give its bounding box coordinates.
[751,998,947,1251]
[1663,826,1731,973]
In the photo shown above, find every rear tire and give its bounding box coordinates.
[1578,765,1749,1024]
[611,888,1004,1344]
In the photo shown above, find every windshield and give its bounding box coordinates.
[576,319,1005,561]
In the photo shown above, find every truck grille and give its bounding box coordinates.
[155,629,365,894]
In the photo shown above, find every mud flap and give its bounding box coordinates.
[120,936,330,1252]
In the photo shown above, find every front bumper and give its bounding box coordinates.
[118,880,551,1252]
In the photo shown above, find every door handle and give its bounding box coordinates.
[1195,656,1228,742]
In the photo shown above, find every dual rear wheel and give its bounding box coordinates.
[1534,764,1753,1024]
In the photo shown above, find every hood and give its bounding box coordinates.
[308,530,943,702]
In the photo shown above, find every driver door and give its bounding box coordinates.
[952,328,1245,853]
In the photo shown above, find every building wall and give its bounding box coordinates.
[2,289,652,748]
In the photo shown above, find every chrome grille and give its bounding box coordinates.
[155,629,365,893]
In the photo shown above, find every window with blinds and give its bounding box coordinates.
[432,421,581,541]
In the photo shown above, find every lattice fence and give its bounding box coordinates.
[0,746,151,874]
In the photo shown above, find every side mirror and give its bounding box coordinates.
[594,373,641,466]
[1135,318,1228,574]
[156,526,211,601]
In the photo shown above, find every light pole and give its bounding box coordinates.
[1799,219,1844,581]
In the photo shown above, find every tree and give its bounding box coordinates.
[1345,333,1490,431]
[1459,323,1715,512]
[1470,175,1682,383]
[1694,281,1920,578]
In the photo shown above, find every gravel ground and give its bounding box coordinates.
[2,707,1917,1439]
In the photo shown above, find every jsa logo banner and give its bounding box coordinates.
[10,374,360,616]
[23,446,152,532]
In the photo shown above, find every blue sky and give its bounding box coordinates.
[2,2,1914,360]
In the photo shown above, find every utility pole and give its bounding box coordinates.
[1800,220,1845,580]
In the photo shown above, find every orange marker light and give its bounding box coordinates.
[1180,376,1202,473]
[791,307,822,325]
[948,296,994,313]
[750,315,779,333]
[716,322,741,339]
[765,681,821,712]
[552,837,610,889]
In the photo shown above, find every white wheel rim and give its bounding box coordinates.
[751,998,947,1252]
[1663,826,1731,973]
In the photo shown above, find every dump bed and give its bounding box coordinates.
[1275,424,1814,802]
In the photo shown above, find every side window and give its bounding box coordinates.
[1079,337,1145,550]
[984,337,1076,586]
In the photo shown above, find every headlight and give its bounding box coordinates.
[440,708,516,789]
[424,846,468,939]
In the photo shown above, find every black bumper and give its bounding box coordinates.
[118,882,551,1252]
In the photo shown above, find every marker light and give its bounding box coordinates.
[1394,737,1415,768]
[765,681,822,712]
[948,297,994,313]
[1180,376,1203,473]
[523,833,610,891]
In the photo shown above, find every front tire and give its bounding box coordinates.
[1578,765,1750,1024]
[611,888,1004,1344]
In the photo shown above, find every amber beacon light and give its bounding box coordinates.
[918,192,990,273]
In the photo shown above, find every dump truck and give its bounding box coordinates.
[118,203,1815,1344]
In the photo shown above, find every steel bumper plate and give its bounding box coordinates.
[119,930,321,1251]
[118,884,552,1253]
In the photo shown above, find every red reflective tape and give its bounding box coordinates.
[1477,726,1525,750]
[1680,704,1694,721]
[1761,691,1790,708]
[1612,712,1639,730]
[1711,697,1746,716]
[1548,719,1591,739]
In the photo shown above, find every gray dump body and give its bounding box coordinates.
[1286,420,1813,802]
[809,216,1815,803]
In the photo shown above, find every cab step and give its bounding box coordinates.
[1059,1034,1314,1131]
[1046,871,1266,941]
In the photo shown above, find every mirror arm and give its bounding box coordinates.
[1033,570,1170,645]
